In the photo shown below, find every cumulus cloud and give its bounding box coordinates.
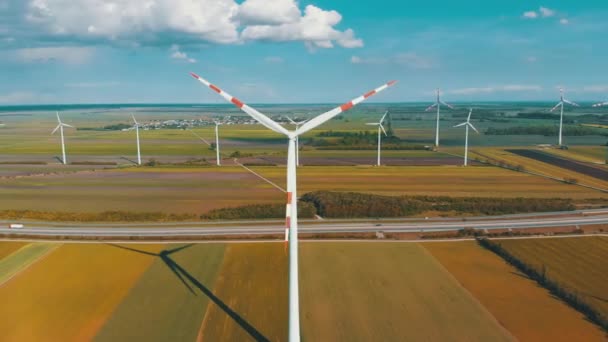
[241,5,363,49]
[539,7,555,18]
[582,85,608,93]
[351,53,435,69]
[169,44,196,63]
[526,56,538,63]
[560,18,569,25]
[523,11,538,19]
[522,6,564,22]
[15,46,94,64]
[449,85,542,95]
[20,0,361,50]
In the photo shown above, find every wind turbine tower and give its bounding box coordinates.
[191,72,396,342]
[426,88,454,147]
[132,114,142,165]
[288,117,308,167]
[551,88,579,146]
[214,121,222,166]
[51,112,75,165]
[453,108,478,166]
[365,111,388,166]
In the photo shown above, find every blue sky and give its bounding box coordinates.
[0,0,607,104]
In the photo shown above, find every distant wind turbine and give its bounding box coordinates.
[214,121,222,166]
[365,111,388,166]
[191,71,396,342]
[51,112,74,165]
[550,88,579,146]
[453,108,478,166]
[132,114,142,165]
[426,88,454,147]
[287,117,308,167]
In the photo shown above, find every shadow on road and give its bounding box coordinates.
[107,243,269,342]
[120,156,139,165]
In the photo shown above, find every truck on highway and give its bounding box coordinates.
[8,224,24,229]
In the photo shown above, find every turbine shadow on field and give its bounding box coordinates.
[53,156,63,164]
[107,243,269,342]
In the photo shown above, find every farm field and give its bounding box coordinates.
[0,164,604,216]
[0,241,26,260]
[546,145,608,165]
[424,241,606,341]
[507,149,608,182]
[0,242,58,285]
[469,147,608,190]
[496,236,608,319]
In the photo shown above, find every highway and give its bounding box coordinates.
[1,210,607,239]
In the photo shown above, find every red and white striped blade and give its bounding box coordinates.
[295,80,397,136]
[190,72,290,136]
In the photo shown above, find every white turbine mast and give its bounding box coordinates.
[287,116,308,167]
[426,88,454,147]
[51,112,74,165]
[214,120,222,166]
[365,111,388,166]
[191,72,396,342]
[453,108,478,166]
[132,114,142,165]
[550,88,579,146]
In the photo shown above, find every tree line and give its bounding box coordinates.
[485,125,607,136]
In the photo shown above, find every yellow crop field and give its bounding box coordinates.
[299,242,513,341]
[0,241,27,260]
[0,243,164,341]
[424,241,606,341]
[197,243,288,341]
[497,236,608,319]
[251,165,604,198]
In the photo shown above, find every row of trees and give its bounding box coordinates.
[201,202,316,220]
[0,210,197,222]
[300,191,575,218]
[478,238,607,332]
[485,125,607,136]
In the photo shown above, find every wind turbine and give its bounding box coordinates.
[51,112,74,165]
[426,88,454,147]
[593,99,608,108]
[453,108,478,166]
[132,114,142,165]
[214,121,222,166]
[365,111,388,166]
[551,88,579,146]
[191,72,396,342]
[287,117,308,167]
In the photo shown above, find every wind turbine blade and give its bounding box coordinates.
[51,124,61,135]
[563,99,579,107]
[62,123,74,128]
[468,122,479,133]
[56,112,62,124]
[380,124,387,136]
[425,103,437,112]
[453,122,467,128]
[287,117,297,125]
[132,114,138,125]
[440,101,454,109]
[467,109,473,121]
[296,80,397,136]
[190,72,290,136]
[379,111,388,124]
[593,101,608,107]
[365,122,380,126]
[550,102,562,112]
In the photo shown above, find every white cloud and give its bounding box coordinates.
[582,85,608,93]
[23,0,362,50]
[526,56,538,63]
[449,85,542,95]
[237,0,300,25]
[15,46,94,64]
[169,44,196,63]
[539,7,555,18]
[241,5,362,49]
[0,91,53,104]
[523,11,538,19]
[560,18,569,25]
[350,53,435,69]
[264,56,283,63]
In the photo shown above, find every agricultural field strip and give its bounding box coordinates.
[0,242,59,286]
[233,158,286,192]
[507,149,608,182]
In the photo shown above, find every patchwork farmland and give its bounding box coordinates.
[0,239,605,341]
